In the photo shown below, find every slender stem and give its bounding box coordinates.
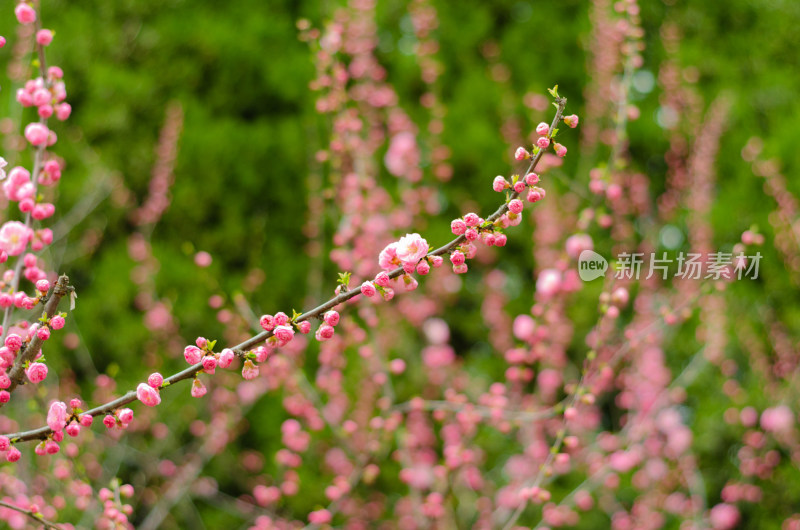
[0,274,71,408]
[3,98,568,443]
[0,500,64,530]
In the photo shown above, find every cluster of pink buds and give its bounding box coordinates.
[103,407,134,430]
[493,172,546,205]
[449,211,515,273]
[97,481,134,528]
[16,67,70,122]
[316,310,339,342]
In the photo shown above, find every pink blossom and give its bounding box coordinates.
[374,271,391,287]
[361,281,377,297]
[465,228,479,241]
[274,325,295,345]
[760,405,794,433]
[191,378,207,398]
[709,503,740,530]
[26,362,48,383]
[242,359,259,380]
[554,142,567,157]
[202,356,217,373]
[495,234,507,246]
[537,137,550,149]
[316,323,335,341]
[47,401,68,432]
[384,131,420,178]
[260,314,275,331]
[464,213,480,227]
[80,414,93,427]
[103,415,116,429]
[378,242,400,270]
[536,122,550,136]
[137,383,161,407]
[508,199,523,214]
[147,372,164,388]
[493,176,509,192]
[15,3,36,24]
[0,436,9,451]
[297,321,311,334]
[323,310,340,326]
[274,312,289,326]
[218,348,235,368]
[50,315,66,330]
[450,251,465,266]
[525,172,540,185]
[308,509,332,525]
[395,233,429,265]
[24,123,49,146]
[563,114,579,128]
[184,345,202,364]
[118,408,134,424]
[514,147,530,161]
[416,260,430,275]
[450,219,466,235]
[536,268,562,299]
[0,221,31,256]
[6,445,21,462]
[36,29,53,46]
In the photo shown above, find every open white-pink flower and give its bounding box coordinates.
[395,233,429,265]
[47,401,68,432]
[0,221,32,256]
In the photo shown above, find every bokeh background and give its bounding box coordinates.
[1,0,800,528]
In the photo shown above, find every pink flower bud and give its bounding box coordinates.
[37,326,50,341]
[35,279,50,293]
[493,176,509,192]
[274,312,289,326]
[512,181,525,194]
[0,436,9,451]
[464,212,480,227]
[563,114,579,128]
[218,348,235,368]
[24,123,49,146]
[274,325,295,346]
[508,199,524,214]
[259,314,275,331]
[526,188,543,203]
[465,228,479,241]
[453,263,468,274]
[6,445,21,462]
[45,440,60,454]
[554,142,567,158]
[103,415,116,429]
[536,122,550,136]
[450,218,466,235]
[525,172,540,185]
[537,137,550,149]
[202,356,217,373]
[5,334,22,352]
[47,401,68,432]
[323,311,340,327]
[374,271,391,287]
[15,3,36,24]
[26,362,47,383]
[416,260,430,275]
[69,398,81,409]
[50,315,65,330]
[514,147,530,161]
[184,345,202,364]
[429,255,444,268]
[80,414,93,427]
[297,321,311,334]
[55,103,71,121]
[361,281,377,297]
[36,29,53,46]
[242,359,259,380]
[450,251,465,266]
[66,423,80,437]
[190,378,207,398]
[382,287,395,301]
[118,408,134,424]
[316,323,335,341]
[136,382,163,407]
[195,337,208,349]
